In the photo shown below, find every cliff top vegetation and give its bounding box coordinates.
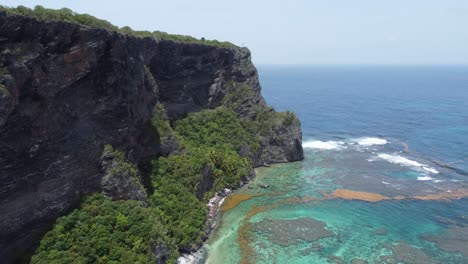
[0,5,240,49]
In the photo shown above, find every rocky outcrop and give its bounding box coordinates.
[256,112,304,166]
[100,145,147,202]
[0,11,303,262]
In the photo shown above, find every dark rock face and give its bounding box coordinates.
[256,116,304,166]
[150,40,265,120]
[0,13,159,262]
[0,12,303,262]
[100,146,147,202]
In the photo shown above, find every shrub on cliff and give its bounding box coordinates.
[174,106,260,155]
[31,194,178,264]
[152,146,251,199]
[148,106,254,251]
[0,5,118,31]
[150,146,251,250]
[150,179,206,251]
[0,5,238,48]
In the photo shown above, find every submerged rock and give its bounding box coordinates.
[300,242,322,256]
[350,259,368,264]
[253,217,334,246]
[422,226,468,257]
[327,255,344,264]
[386,241,438,264]
[373,227,388,236]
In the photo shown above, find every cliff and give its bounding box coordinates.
[0,11,303,262]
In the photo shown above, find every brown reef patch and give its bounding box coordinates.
[413,189,468,201]
[331,189,389,202]
[237,204,274,264]
[221,193,262,212]
[328,188,468,202]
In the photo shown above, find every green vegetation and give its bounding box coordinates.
[223,81,299,137]
[31,194,178,264]
[150,179,206,250]
[103,145,140,181]
[0,5,118,31]
[0,66,8,75]
[149,106,253,249]
[0,84,10,98]
[0,5,239,48]
[222,82,257,113]
[151,103,174,142]
[174,106,260,153]
[100,145,147,198]
[153,146,251,200]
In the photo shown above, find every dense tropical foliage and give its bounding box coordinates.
[31,194,178,264]
[32,103,260,262]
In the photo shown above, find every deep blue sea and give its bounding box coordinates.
[260,65,468,173]
[203,65,468,264]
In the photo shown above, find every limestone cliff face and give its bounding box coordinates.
[0,12,303,261]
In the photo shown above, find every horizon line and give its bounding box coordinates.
[255,63,468,67]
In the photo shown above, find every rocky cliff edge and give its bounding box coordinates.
[0,11,303,261]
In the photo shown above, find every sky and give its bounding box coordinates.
[2,0,468,65]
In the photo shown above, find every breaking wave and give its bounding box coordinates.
[302,140,345,150]
[303,136,387,150]
[377,153,439,174]
[352,137,387,146]
[417,176,434,181]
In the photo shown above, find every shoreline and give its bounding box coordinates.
[176,166,266,264]
[176,189,230,264]
[177,161,303,263]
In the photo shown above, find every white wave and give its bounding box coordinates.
[302,140,345,150]
[377,153,439,174]
[417,176,434,181]
[378,153,424,167]
[423,167,439,174]
[382,181,390,185]
[353,137,387,146]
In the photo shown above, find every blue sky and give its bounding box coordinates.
[2,0,468,65]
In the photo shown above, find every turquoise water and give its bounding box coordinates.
[204,66,468,264]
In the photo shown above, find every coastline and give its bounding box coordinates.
[176,166,268,264]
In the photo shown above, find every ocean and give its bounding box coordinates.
[203,65,468,263]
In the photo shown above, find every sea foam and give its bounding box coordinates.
[377,153,439,174]
[353,137,388,146]
[417,176,434,181]
[423,167,440,174]
[302,140,344,150]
